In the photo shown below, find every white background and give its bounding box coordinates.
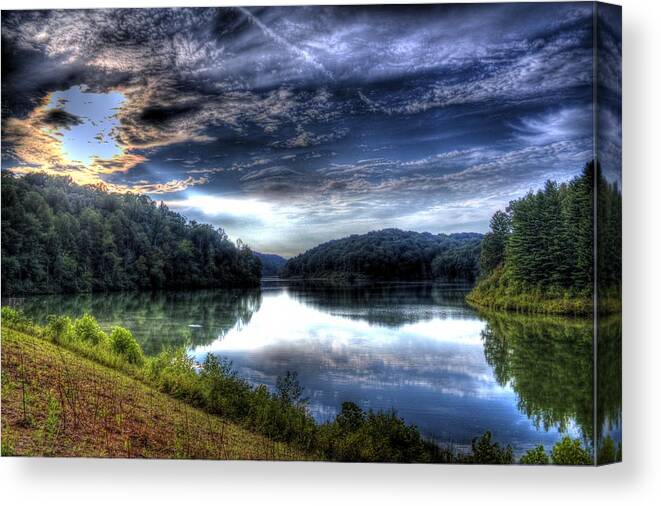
[1,0,659,504]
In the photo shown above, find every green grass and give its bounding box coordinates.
[466,266,621,316]
[1,325,306,460]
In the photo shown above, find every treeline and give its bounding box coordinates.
[2,307,598,464]
[1,173,261,295]
[468,161,621,314]
[281,229,482,282]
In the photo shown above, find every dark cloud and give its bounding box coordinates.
[138,103,201,125]
[240,166,303,182]
[39,108,84,129]
[1,4,621,256]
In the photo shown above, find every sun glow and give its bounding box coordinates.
[45,86,125,165]
[3,85,148,188]
[168,194,275,219]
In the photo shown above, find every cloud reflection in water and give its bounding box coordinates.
[192,286,576,450]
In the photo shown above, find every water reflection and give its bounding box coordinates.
[12,289,261,354]
[192,285,576,452]
[12,282,620,456]
[597,315,623,463]
[284,282,476,327]
[479,310,622,458]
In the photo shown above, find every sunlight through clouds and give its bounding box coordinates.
[162,193,301,248]
[46,85,124,165]
[166,194,276,220]
[1,4,620,255]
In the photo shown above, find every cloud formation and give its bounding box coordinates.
[1,4,621,255]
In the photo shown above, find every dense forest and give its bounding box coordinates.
[468,161,621,314]
[1,173,262,295]
[281,229,482,282]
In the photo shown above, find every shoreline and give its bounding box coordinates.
[466,289,621,316]
[465,268,621,316]
[1,309,602,464]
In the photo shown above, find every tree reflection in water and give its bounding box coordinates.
[13,289,262,354]
[11,283,621,461]
[480,310,621,460]
[285,281,475,328]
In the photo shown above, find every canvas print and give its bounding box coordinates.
[1,3,621,465]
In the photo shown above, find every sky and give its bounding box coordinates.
[1,4,621,257]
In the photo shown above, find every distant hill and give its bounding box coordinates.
[254,252,288,277]
[281,228,482,282]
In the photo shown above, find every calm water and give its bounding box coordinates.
[10,280,621,456]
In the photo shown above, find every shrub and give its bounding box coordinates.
[246,385,316,448]
[319,404,429,463]
[356,410,428,463]
[276,370,307,406]
[45,315,74,344]
[109,326,144,366]
[2,307,25,326]
[73,314,107,346]
[147,346,202,405]
[199,353,250,419]
[551,437,593,465]
[520,445,549,464]
[336,402,365,433]
[467,431,514,464]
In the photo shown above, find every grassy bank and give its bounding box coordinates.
[1,326,304,459]
[466,266,621,316]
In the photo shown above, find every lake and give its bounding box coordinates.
[9,280,621,456]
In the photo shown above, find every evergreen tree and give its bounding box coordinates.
[475,160,619,301]
[479,210,511,275]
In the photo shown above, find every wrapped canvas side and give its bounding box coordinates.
[595,1,622,466]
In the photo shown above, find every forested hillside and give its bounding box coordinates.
[468,161,621,314]
[1,173,261,295]
[281,229,482,282]
[254,252,287,277]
